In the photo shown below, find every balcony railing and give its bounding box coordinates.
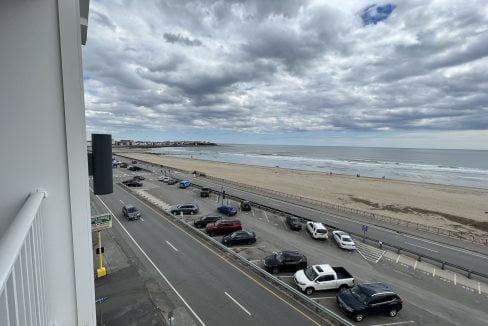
[0,190,48,326]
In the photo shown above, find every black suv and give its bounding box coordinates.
[122,179,143,187]
[285,216,302,230]
[200,187,210,198]
[240,201,252,211]
[264,251,307,274]
[337,283,402,322]
[194,214,222,228]
[170,204,199,215]
[128,165,142,171]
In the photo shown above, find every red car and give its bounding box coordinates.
[206,219,241,236]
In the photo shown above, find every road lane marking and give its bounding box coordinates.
[119,185,325,326]
[119,200,124,204]
[479,282,481,294]
[281,217,287,229]
[370,321,415,326]
[224,292,252,316]
[140,218,145,222]
[252,210,255,217]
[313,296,336,300]
[230,246,266,250]
[166,241,179,252]
[264,211,270,223]
[92,192,207,326]
[249,259,263,263]
[405,242,439,253]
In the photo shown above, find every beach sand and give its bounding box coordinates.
[118,151,488,238]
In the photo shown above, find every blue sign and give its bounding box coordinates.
[362,225,368,232]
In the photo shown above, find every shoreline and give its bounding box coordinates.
[116,151,488,237]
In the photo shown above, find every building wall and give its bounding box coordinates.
[0,0,95,325]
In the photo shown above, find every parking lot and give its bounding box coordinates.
[113,165,488,326]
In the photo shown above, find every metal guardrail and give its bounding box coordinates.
[0,190,48,326]
[120,183,354,326]
[117,156,488,281]
[116,154,488,246]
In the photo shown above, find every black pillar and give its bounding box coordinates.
[92,134,113,195]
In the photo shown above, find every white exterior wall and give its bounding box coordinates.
[0,0,95,325]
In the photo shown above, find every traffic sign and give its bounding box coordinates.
[91,213,112,232]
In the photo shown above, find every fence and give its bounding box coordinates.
[0,190,48,326]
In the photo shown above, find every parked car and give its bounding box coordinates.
[170,204,199,215]
[294,264,354,295]
[120,163,128,168]
[217,205,237,216]
[200,187,210,198]
[131,160,138,164]
[133,175,145,180]
[128,165,142,171]
[167,178,178,185]
[337,283,402,322]
[264,251,307,274]
[240,201,252,211]
[122,205,141,221]
[306,221,328,240]
[122,179,143,187]
[206,219,241,236]
[222,230,256,246]
[193,214,223,228]
[286,216,302,230]
[158,176,170,182]
[333,231,356,250]
[179,180,191,189]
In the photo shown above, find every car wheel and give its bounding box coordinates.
[272,267,279,274]
[339,284,348,291]
[355,313,364,322]
[190,211,194,215]
[305,287,314,295]
[389,309,397,317]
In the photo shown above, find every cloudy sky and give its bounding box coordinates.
[83,0,488,149]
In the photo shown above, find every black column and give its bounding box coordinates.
[92,134,113,195]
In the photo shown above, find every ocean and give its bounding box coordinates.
[150,144,488,189]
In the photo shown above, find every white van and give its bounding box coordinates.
[306,222,328,240]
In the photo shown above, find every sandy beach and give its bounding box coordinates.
[117,151,488,238]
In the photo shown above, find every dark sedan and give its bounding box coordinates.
[194,214,223,228]
[122,179,143,187]
[337,283,403,322]
[240,201,252,211]
[217,205,237,216]
[285,216,302,230]
[264,251,307,274]
[222,230,256,246]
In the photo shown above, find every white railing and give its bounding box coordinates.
[0,190,48,326]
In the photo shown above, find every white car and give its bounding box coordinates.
[306,222,328,240]
[158,176,170,182]
[332,230,356,250]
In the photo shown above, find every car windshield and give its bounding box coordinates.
[351,286,369,305]
[343,236,353,242]
[276,253,284,262]
[127,207,137,213]
[317,229,327,234]
[304,266,318,281]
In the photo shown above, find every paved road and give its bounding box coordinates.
[92,184,334,326]
[122,158,488,278]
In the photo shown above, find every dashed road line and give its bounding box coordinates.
[370,321,415,326]
[224,291,252,316]
[264,211,270,223]
[405,242,439,253]
[166,241,179,252]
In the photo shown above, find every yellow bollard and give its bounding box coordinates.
[97,231,106,278]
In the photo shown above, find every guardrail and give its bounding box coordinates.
[116,154,488,246]
[0,190,48,326]
[116,156,488,281]
[119,182,354,326]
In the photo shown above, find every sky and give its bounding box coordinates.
[82,0,488,149]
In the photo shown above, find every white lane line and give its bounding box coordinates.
[249,259,263,263]
[405,242,439,253]
[140,218,145,222]
[281,217,287,229]
[224,292,252,316]
[370,321,415,326]
[166,241,179,252]
[403,234,488,259]
[119,200,124,204]
[264,211,270,223]
[93,192,206,326]
[252,210,255,217]
[230,245,266,250]
[277,275,294,278]
[312,296,336,300]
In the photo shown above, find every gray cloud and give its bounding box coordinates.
[83,0,488,137]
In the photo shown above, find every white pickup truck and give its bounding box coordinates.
[294,264,354,295]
